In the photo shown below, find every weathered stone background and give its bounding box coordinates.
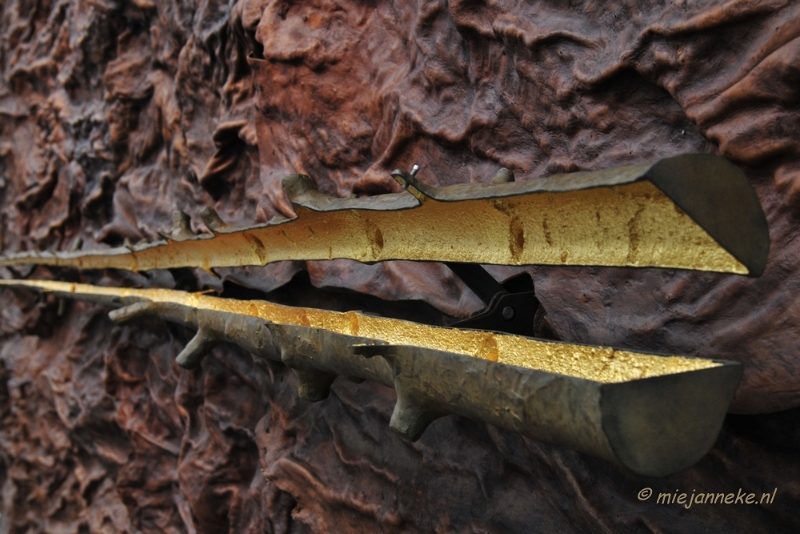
[1,0,799,532]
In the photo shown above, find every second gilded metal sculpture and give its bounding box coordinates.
[0,279,742,477]
[0,154,769,275]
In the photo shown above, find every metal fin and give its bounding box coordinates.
[171,210,195,241]
[292,368,337,401]
[389,380,442,441]
[200,207,231,234]
[109,301,159,323]
[176,327,217,369]
[491,167,515,184]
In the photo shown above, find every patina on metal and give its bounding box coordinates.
[0,279,741,477]
[0,154,769,275]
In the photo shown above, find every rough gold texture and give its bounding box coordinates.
[1,280,720,383]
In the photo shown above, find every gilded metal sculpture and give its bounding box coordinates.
[0,153,769,476]
[0,153,768,275]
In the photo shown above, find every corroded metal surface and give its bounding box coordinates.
[0,154,768,275]
[0,279,741,477]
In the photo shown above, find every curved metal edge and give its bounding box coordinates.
[647,154,770,277]
[599,361,743,477]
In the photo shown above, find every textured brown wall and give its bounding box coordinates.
[1,0,799,532]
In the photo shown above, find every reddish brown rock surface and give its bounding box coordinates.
[1,0,799,532]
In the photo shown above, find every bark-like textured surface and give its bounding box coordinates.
[1,0,799,532]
